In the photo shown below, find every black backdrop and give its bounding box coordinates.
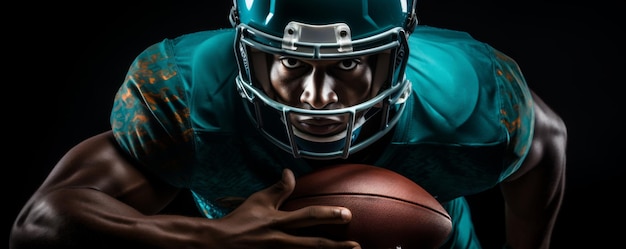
[9,1,623,248]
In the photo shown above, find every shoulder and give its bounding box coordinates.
[403,25,498,138]
[400,25,537,178]
[406,25,495,89]
[110,29,241,183]
[402,25,535,147]
[116,28,238,120]
[170,29,237,65]
[110,29,237,182]
[127,29,236,81]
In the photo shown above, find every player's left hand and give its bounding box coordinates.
[216,168,360,249]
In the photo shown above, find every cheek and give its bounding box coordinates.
[270,66,302,105]
[339,68,373,105]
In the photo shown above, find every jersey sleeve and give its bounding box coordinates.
[490,48,535,181]
[110,39,195,187]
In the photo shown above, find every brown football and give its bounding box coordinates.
[280,164,452,249]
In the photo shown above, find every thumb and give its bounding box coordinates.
[266,168,296,209]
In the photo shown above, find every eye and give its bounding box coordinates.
[280,57,303,69]
[337,59,360,70]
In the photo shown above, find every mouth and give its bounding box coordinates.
[296,117,345,136]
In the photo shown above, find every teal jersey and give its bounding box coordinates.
[111,25,533,248]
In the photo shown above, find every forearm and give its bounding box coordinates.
[11,188,215,249]
[500,158,565,249]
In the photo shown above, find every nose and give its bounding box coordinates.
[300,69,338,109]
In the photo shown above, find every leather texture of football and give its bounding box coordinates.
[280,163,452,249]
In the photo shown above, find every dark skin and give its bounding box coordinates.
[10,131,358,249]
[501,92,567,249]
[10,54,566,248]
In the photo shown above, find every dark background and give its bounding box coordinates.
[8,1,623,248]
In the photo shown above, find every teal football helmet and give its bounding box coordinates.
[231,0,416,159]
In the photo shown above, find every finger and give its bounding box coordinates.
[274,168,296,207]
[278,205,352,229]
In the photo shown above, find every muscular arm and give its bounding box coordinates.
[10,131,358,249]
[9,131,193,248]
[500,91,567,249]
